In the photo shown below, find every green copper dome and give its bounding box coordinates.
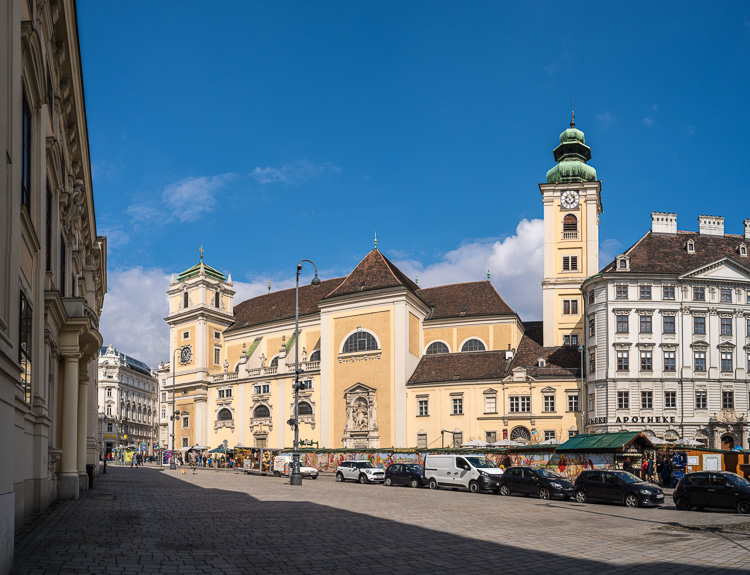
[546,113,597,184]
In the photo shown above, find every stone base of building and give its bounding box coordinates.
[0,490,13,575]
[57,476,80,500]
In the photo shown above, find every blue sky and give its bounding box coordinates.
[77,2,750,366]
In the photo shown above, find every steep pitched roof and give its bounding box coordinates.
[407,351,509,385]
[418,281,515,320]
[509,333,580,378]
[601,230,750,275]
[177,261,226,282]
[324,249,420,299]
[227,278,344,332]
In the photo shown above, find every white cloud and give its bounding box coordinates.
[599,238,624,267]
[162,174,236,223]
[394,219,545,321]
[251,160,340,185]
[683,125,696,136]
[642,117,653,127]
[596,112,614,127]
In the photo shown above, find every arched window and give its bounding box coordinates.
[461,339,486,352]
[269,356,279,368]
[183,292,189,308]
[298,402,313,416]
[217,408,233,421]
[253,405,270,419]
[309,350,320,363]
[426,341,450,355]
[563,213,577,232]
[214,291,220,307]
[342,331,378,353]
[510,426,531,442]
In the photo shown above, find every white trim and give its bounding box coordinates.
[338,327,382,354]
[459,336,487,352]
[424,339,451,355]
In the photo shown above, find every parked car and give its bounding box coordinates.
[384,463,428,488]
[574,469,664,508]
[336,460,385,484]
[272,455,319,479]
[498,466,574,500]
[673,471,750,514]
[423,454,503,493]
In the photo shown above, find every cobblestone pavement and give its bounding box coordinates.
[12,465,750,574]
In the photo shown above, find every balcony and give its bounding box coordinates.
[561,231,578,240]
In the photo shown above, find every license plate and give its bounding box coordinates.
[656,494,663,499]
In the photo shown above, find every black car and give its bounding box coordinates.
[498,467,574,500]
[384,463,428,488]
[574,469,664,508]
[673,471,750,514]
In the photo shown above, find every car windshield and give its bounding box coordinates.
[727,473,750,488]
[536,468,563,479]
[612,471,643,484]
[355,462,373,469]
[465,457,496,468]
[405,464,423,473]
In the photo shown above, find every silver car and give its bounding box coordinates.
[336,460,385,484]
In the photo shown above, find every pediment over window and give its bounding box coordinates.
[483,388,497,395]
[343,382,376,395]
[679,258,750,282]
[540,386,556,394]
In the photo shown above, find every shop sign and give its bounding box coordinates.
[587,417,608,425]
[615,416,676,424]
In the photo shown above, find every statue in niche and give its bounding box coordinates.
[355,399,368,430]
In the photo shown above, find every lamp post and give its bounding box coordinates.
[578,343,585,433]
[291,259,321,486]
[170,346,186,470]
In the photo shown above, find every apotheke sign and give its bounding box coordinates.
[587,415,677,426]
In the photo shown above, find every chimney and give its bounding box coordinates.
[651,212,677,235]
[505,346,515,360]
[698,215,724,236]
[744,219,750,241]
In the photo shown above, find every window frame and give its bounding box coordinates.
[451,397,463,415]
[460,338,486,352]
[663,315,676,334]
[616,350,629,371]
[663,285,675,300]
[418,398,429,417]
[640,314,652,334]
[639,285,652,300]
[341,330,380,354]
[617,391,629,410]
[641,390,653,410]
[664,391,677,409]
[425,341,450,355]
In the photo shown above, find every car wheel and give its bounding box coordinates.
[499,484,511,496]
[575,490,588,504]
[274,471,281,478]
[336,472,344,482]
[311,475,318,480]
[539,487,551,500]
[384,477,393,487]
[468,480,480,494]
[737,500,750,514]
[359,474,367,484]
[410,478,419,488]
[429,478,439,490]
[675,497,692,511]
[625,493,640,508]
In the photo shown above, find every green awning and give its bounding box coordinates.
[209,445,233,454]
[555,432,654,453]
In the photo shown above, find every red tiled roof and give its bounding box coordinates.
[407,351,509,385]
[601,230,750,275]
[419,281,515,320]
[509,334,581,378]
[325,249,420,299]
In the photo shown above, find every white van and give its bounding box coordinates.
[423,454,503,493]
[272,455,319,479]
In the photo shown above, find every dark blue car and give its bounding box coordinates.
[384,463,428,488]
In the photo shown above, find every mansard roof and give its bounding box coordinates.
[324,249,420,300]
[601,230,749,276]
[177,261,226,282]
[419,281,516,320]
[509,333,581,378]
[407,351,509,385]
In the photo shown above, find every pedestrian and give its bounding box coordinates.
[656,456,664,485]
[661,457,672,487]
[623,459,634,474]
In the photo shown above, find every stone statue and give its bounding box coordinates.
[355,399,368,430]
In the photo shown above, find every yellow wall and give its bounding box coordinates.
[409,313,419,357]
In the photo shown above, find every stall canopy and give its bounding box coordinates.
[556,432,655,453]
[209,445,233,454]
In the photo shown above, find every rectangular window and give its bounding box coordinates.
[663,285,675,300]
[664,391,677,409]
[695,390,707,410]
[587,393,595,412]
[663,315,676,334]
[567,394,579,412]
[720,288,732,303]
[418,399,429,416]
[562,256,578,272]
[22,94,32,211]
[722,390,734,409]
[543,395,555,412]
[640,350,652,371]
[563,334,579,346]
[107,387,112,397]
[484,395,496,414]
[509,396,530,413]
[544,430,556,442]
[416,433,427,449]
[569,430,578,439]
[639,285,652,300]
[182,415,189,428]
[253,383,270,395]
[694,287,705,301]
[46,185,52,270]
[299,380,311,391]
[19,292,32,404]
[452,397,463,415]
[588,290,595,305]
[182,437,189,447]
[107,422,113,431]
[617,391,629,410]
[161,392,166,401]
[214,330,221,339]
[485,431,497,443]
[640,314,652,333]
[218,389,225,398]
[60,234,66,297]
[616,285,628,299]
[589,352,595,374]
[616,315,629,334]
[183,331,189,339]
[694,351,706,372]
[641,390,653,409]
[588,317,595,337]
[214,348,221,364]
[721,352,733,373]
[664,351,676,372]
[617,350,629,371]
[563,299,578,315]
[694,316,706,334]
[721,317,732,336]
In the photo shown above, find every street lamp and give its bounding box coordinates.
[578,343,585,433]
[170,345,190,469]
[291,259,321,486]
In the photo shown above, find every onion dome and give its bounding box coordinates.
[545,110,597,184]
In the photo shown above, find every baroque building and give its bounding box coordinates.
[582,214,750,448]
[0,0,106,570]
[97,345,158,457]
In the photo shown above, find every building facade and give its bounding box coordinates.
[0,0,106,570]
[582,214,750,448]
[97,345,158,457]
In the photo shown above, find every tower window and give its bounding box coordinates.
[183,292,189,308]
[562,256,578,272]
[214,291,220,307]
[562,214,578,239]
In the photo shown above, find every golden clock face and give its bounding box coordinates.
[561,190,579,209]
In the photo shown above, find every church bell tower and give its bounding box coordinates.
[540,111,603,347]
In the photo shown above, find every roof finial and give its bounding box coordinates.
[199,245,204,261]
[415,274,419,286]
[570,98,575,128]
[487,268,491,282]
[268,279,271,294]
[374,231,378,250]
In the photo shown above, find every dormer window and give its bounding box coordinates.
[537,358,546,368]
[686,240,695,254]
[616,255,630,271]
[739,243,747,257]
